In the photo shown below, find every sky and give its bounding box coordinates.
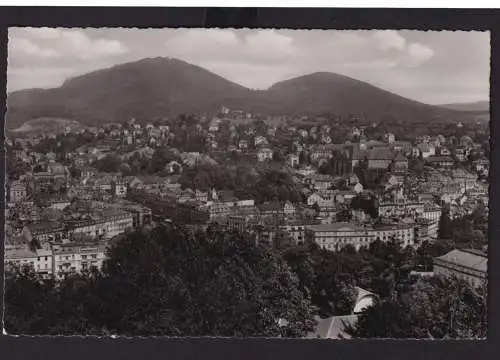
[7,28,490,105]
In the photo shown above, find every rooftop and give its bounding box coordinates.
[306,315,359,339]
[435,249,487,273]
[306,222,364,232]
[5,248,37,260]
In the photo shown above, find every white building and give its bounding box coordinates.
[52,243,107,279]
[257,148,273,162]
[305,221,415,251]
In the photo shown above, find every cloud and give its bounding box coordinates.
[58,30,129,59]
[9,38,60,58]
[23,27,63,40]
[9,27,129,61]
[403,43,435,66]
[164,29,295,64]
[165,29,239,58]
[372,30,406,51]
[245,30,295,58]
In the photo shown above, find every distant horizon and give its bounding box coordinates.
[8,28,490,105]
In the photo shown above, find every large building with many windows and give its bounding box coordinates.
[22,209,134,246]
[305,221,415,251]
[433,249,487,289]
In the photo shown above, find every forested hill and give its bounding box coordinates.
[7,57,468,129]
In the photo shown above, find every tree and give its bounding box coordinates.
[354,159,369,188]
[346,277,487,339]
[94,155,121,173]
[283,245,359,318]
[98,226,316,336]
[272,149,285,162]
[69,166,82,179]
[438,210,453,239]
[4,265,57,334]
[351,194,378,219]
[5,226,316,336]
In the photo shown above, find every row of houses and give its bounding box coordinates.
[5,242,107,280]
[20,208,135,248]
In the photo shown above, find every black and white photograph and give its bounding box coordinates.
[3,28,490,339]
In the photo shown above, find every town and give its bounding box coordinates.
[4,105,489,337]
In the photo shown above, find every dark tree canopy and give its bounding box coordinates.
[5,225,316,337]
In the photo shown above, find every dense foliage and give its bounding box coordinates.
[179,164,304,204]
[347,276,487,339]
[5,225,315,337]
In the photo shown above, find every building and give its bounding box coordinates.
[426,155,455,169]
[378,199,425,219]
[433,249,487,288]
[4,247,53,279]
[287,153,300,168]
[70,210,134,240]
[422,204,441,222]
[112,202,152,228]
[46,197,71,210]
[113,180,128,197]
[451,169,478,190]
[9,181,27,203]
[23,222,67,246]
[305,174,334,192]
[415,218,439,243]
[310,144,344,163]
[305,221,415,251]
[33,164,69,190]
[417,143,436,159]
[366,147,395,170]
[51,243,107,279]
[257,148,273,162]
[393,153,409,170]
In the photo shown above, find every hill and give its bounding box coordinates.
[439,101,489,112]
[265,72,457,121]
[9,117,87,135]
[6,57,253,129]
[6,57,470,129]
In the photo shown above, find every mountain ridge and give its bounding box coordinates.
[6,57,472,129]
[439,101,489,112]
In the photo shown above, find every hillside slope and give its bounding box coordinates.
[6,57,466,129]
[6,57,253,129]
[266,72,456,121]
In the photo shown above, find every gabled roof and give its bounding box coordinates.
[393,153,408,162]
